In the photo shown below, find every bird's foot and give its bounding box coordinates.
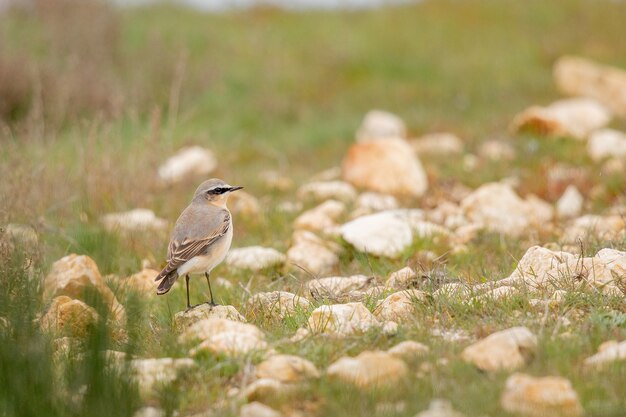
[204,301,219,308]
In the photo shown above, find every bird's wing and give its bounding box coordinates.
[155,209,230,281]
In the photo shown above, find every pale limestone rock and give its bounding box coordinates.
[433,283,472,298]
[356,110,406,142]
[2,223,38,251]
[584,340,626,367]
[158,146,217,184]
[374,290,427,322]
[461,327,537,372]
[306,275,375,302]
[179,318,266,356]
[174,304,246,330]
[382,320,399,336]
[131,358,195,396]
[239,402,283,417]
[226,246,286,271]
[327,351,407,388]
[556,185,583,219]
[507,246,577,289]
[554,55,626,117]
[341,137,428,197]
[356,192,399,213]
[44,254,125,322]
[101,209,168,234]
[286,231,339,275]
[431,328,471,343]
[297,180,357,203]
[472,286,519,303]
[411,220,450,239]
[40,296,99,337]
[123,268,159,295]
[255,354,320,383]
[311,167,342,182]
[293,200,346,232]
[562,214,625,243]
[229,191,261,217]
[478,140,516,161]
[387,340,429,361]
[414,399,465,417]
[386,267,418,290]
[511,98,611,140]
[339,211,413,258]
[307,302,380,336]
[246,291,311,319]
[588,129,626,162]
[242,378,287,402]
[133,407,165,417]
[548,256,614,288]
[411,132,463,155]
[594,248,626,280]
[501,373,583,417]
[453,223,483,244]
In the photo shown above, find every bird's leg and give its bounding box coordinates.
[185,274,192,310]
[205,272,217,306]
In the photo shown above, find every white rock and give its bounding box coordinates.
[158,146,217,184]
[387,340,429,361]
[174,304,246,330]
[478,140,516,161]
[297,181,357,202]
[386,267,418,290]
[130,358,195,396]
[356,109,406,142]
[306,275,375,302]
[562,215,625,243]
[374,290,427,322]
[239,402,283,417]
[40,296,99,337]
[556,185,583,219]
[501,373,583,417]
[342,137,428,197]
[101,209,168,234]
[507,246,577,289]
[133,407,165,417]
[411,132,463,155]
[307,302,380,336]
[286,231,340,275]
[511,98,611,140]
[461,327,537,372]
[293,200,346,232]
[414,399,465,417]
[259,170,294,191]
[226,246,286,271]
[255,354,320,383]
[229,191,261,217]
[339,211,413,258]
[242,379,288,402]
[356,192,399,212]
[246,291,311,319]
[179,318,267,356]
[122,268,159,295]
[584,340,626,367]
[472,286,519,303]
[587,129,626,161]
[327,350,408,388]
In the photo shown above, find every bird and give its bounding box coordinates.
[154,178,243,310]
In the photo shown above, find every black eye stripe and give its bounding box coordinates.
[207,187,225,195]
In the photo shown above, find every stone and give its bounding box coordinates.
[507,246,577,289]
[414,399,465,417]
[246,291,311,319]
[594,248,626,277]
[297,181,357,203]
[386,267,419,290]
[255,354,320,383]
[554,55,626,117]
[286,231,340,275]
[1,223,38,251]
[501,373,583,417]
[123,268,159,295]
[130,358,195,396]
[242,379,287,402]
[134,407,166,417]
[293,200,346,232]
[584,340,626,367]
[548,256,614,288]
[306,275,376,302]
[226,246,286,271]
[374,290,427,322]
[101,209,168,234]
[40,296,99,337]
[174,304,246,330]
[339,211,413,258]
[307,302,380,336]
[179,318,267,356]
[229,191,261,217]
[356,109,406,142]
[239,402,283,417]
[461,327,537,372]
[556,185,583,219]
[511,98,611,140]
[259,170,294,191]
[158,146,217,184]
[562,215,625,243]
[587,129,626,161]
[355,192,399,213]
[411,132,463,155]
[478,140,516,161]
[341,137,428,197]
[433,283,472,298]
[387,340,429,361]
[472,286,519,303]
[327,351,408,388]
[44,254,126,322]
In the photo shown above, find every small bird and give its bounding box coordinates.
[155,178,243,309]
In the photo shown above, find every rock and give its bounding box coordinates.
[386,267,419,290]
[341,137,428,197]
[133,407,166,417]
[43,254,126,322]
[374,290,427,322]
[583,340,626,367]
[511,98,611,140]
[130,358,195,396]
[174,304,246,330]
[478,140,516,161]
[556,185,583,219]
[433,283,472,298]
[1,223,38,252]
[101,209,168,234]
[461,327,537,372]
[387,340,429,361]
[562,215,625,243]
[242,378,288,402]
[293,200,346,232]
[411,132,463,156]
[501,373,583,417]
[460,183,553,236]
[226,246,286,271]
[180,318,267,356]
[40,296,99,337]
[507,246,576,289]
[286,231,340,275]
[259,170,294,191]
[297,181,357,203]
[239,402,283,417]
[229,191,261,217]
[339,211,413,258]
[306,275,376,302]
[255,354,320,383]
[548,256,614,288]
[587,129,626,161]
[123,268,159,295]
[414,399,465,417]
[327,351,407,388]
[356,109,406,142]
[307,302,380,336]
[246,291,311,319]
[594,248,626,277]
[554,55,626,118]
[355,192,399,213]
[158,146,217,184]
[472,286,519,303]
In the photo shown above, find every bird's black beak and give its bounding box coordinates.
[228,186,243,192]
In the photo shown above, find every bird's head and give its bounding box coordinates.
[193,178,243,207]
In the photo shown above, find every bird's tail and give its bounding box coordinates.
[155,270,179,295]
